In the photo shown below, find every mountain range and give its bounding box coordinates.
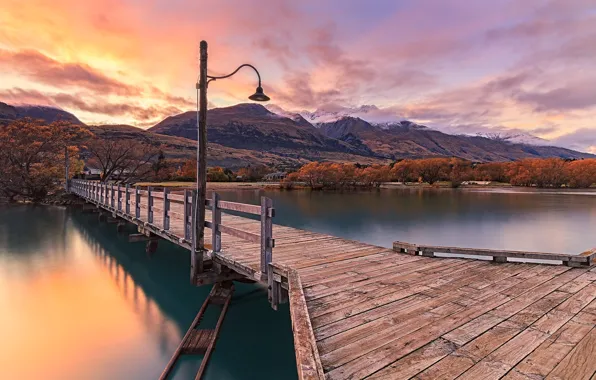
[1,100,593,169]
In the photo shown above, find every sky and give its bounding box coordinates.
[0,0,595,152]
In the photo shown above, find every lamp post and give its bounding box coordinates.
[193,40,270,279]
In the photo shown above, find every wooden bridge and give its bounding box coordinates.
[69,179,596,380]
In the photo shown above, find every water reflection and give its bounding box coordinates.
[218,188,596,254]
[0,206,296,380]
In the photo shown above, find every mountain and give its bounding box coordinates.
[473,132,550,146]
[300,104,399,125]
[87,123,305,169]
[316,117,593,161]
[2,100,593,168]
[149,103,376,159]
[0,102,82,125]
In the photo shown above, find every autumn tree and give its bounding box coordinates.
[448,158,473,187]
[390,159,418,183]
[566,159,596,188]
[235,165,271,181]
[415,158,450,184]
[0,118,88,201]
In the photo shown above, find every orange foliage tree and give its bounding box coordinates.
[0,118,88,201]
[285,158,596,189]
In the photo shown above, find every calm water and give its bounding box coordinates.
[1,188,596,379]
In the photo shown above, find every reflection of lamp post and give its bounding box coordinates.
[193,40,270,277]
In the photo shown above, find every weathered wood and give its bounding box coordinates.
[211,192,221,252]
[162,187,170,230]
[184,189,190,240]
[218,200,262,215]
[195,283,233,380]
[396,242,593,265]
[288,270,325,380]
[261,196,273,275]
[219,224,261,244]
[147,186,153,224]
[190,190,202,283]
[128,233,158,243]
[135,186,141,218]
[117,184,122,211]
[125,184,130,214]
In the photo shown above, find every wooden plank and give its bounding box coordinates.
[368,338,458,379]
[507,313,595,379]
[546,327,596,380]
[195,284,233,379]
[217,200,261,215]
[288,270,325,380]
[324,293,512,379]
[218,224,260,244]
[416,323,522,380]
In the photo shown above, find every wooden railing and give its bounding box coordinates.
[69,179,275,276]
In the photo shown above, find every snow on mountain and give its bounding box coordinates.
[264,104,303,121]
[267,104,552,147]
[473,132,551,146]
[299,104,404,126]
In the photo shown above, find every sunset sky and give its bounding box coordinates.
[0,0,595,151]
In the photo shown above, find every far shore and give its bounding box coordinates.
[133,180,595,192]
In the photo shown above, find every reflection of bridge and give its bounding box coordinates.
[76,225,185,357]
[70,179,596,380]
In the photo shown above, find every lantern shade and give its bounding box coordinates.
[248,86,270,102]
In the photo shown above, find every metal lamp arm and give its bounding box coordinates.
[205,64,262,87]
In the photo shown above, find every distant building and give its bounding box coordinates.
[82,166,102,180]
[461,181,492,186]
[263,172,287,181]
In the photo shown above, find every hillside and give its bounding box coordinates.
[0,102,82,125]
[317,117,593,161]
[86,124,312,169]
[2,100,593,168]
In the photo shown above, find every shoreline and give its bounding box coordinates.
[133,181,596,193]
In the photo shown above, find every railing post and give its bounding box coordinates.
[110,183,115,209]
[100,183,104,204]
[184,189,190,240]
[212,192,221,252]
[163,188,170,230]
[117,184,122,212]
[260,196,274,275]
[147,186,153,224]
[125,184,130,215]
[135,186,141,218]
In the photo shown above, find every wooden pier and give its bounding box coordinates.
[70,179,596,380]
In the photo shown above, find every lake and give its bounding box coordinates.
[1,187,595,379]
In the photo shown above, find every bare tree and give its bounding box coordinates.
[85,138,161,182]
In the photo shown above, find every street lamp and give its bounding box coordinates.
[192,40,270,280]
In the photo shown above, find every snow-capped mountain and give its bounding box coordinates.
[267,104,553,147]
[473,132,550,146]
[299,104,404,126]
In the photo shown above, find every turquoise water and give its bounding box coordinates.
[1,188,595,379]
[0,205,296,380]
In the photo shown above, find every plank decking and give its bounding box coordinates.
[70,181,596,380]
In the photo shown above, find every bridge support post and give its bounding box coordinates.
[260,196,274,276]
